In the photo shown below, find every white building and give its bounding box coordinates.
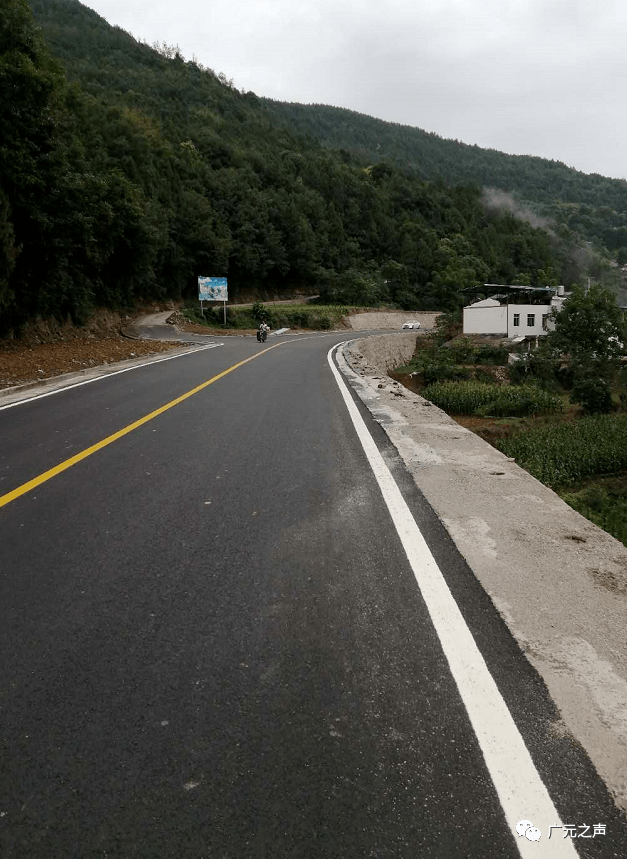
[463,285,568,339]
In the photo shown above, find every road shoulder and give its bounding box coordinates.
[0,344,213,408]
[339,333,627,814]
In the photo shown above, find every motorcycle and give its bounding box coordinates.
[257,324,269,342]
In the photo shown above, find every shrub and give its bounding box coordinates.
[474,346,509,366]
[181,302,205,324]
[205,306,224,325]
[508,353,562,389]
[251,302,267,321]
[432,310,462,344]
[301,311,314,326]
[399,342,507,384]
[555,363,575,390]
[448,337,477,364]
[423,366,474,385]
[570,377,614,415]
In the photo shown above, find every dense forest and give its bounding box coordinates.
[265,101,627,261]
[0,0,614,333]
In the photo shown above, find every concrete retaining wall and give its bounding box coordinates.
[344,310,440,331]
[354,332,420,374]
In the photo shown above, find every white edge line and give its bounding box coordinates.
[0,344,222,411]
[328,342,578,859]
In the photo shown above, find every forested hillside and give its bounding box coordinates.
[264,101,627,262]
[0,0,586,333]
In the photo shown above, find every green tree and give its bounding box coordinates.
[0,186,18,313]
[0,0,67,327]
[322,264,384,306]
[547,283,625,373]
[1,0,575,329]
[431,235,489,311]
[569,376,614,415]
[546,283,626,412]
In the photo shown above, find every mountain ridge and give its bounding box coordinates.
[0,0,617,334]
[261,100,627,208]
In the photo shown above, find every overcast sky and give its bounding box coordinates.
[83,0,627,181]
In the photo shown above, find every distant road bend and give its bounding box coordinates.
[1,330,624,857]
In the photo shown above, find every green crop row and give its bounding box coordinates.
[560,485,627,547]
[496,414,627,488]
[423,381,563,417]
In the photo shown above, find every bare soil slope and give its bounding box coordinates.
[0,309,184,389]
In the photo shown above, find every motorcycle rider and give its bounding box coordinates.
[257,319,270,341]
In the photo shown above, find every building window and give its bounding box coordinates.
[513,313,520,327]
[542,314,549,329]
[527,313,535,327]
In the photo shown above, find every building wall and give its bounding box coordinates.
[463,299,562,338]
[463,305,507,334]
[506,304,551,337]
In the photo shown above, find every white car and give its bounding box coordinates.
[402,321,421,330]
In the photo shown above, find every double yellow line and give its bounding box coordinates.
[0,344,283,509]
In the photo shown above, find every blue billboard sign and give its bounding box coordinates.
[198,277,228,301]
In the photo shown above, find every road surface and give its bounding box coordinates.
[1,332,625,857]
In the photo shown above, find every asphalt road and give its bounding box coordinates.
[1,332,626,858]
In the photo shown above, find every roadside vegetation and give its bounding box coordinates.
[394,286,627,546]
[497,415,627,487]
[422,381,562,418]
[180,301,353,330]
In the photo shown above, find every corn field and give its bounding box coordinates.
[496,414,627,488]
[561,496,627,547]
[423,381,563,417]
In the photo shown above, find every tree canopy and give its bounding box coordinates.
[547,284,626,372]
[265,101,627,266]
[545,283,627,413]
[0,0,600,333]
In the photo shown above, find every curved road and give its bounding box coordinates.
[1,332,625,857]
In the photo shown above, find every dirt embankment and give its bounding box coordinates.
[0,307,184,389]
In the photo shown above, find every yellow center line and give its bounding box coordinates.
[0,342,284,510]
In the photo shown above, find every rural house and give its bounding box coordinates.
[463,285,569,341]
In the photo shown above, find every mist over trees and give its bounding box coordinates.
[0,0,603,332]
[266,101,627,265]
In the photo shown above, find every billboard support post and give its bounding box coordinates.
[198,277,228,326]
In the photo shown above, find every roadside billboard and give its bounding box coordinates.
[198,277,228,301]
